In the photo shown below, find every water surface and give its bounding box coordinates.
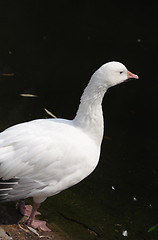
[0,1,158,239]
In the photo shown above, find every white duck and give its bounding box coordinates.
[0,61,138,231]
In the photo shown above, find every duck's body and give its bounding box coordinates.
[0,61,138,231]
[0,118,100,203]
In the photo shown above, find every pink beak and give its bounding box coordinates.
[127,70,139,80]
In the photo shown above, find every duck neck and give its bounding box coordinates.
[73,75,108,145]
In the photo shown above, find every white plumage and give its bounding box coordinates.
[0,119,99,202]
[0,61,138,231]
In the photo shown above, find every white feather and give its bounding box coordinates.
[0,61,137,203]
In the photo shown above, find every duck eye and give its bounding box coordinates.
[120,71,123,74]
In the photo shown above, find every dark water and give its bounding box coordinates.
[0,1,158,239]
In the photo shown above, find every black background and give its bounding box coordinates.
[0,1,158,239]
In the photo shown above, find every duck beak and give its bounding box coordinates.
[127,70,139,80]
